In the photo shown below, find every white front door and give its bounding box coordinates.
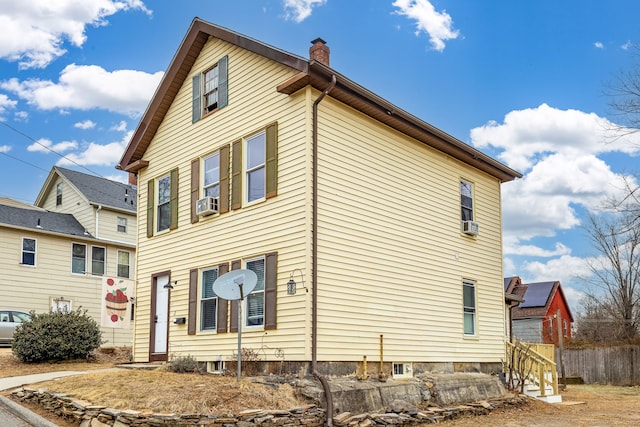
[151,274,170,359]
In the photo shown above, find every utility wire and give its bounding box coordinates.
[0,121,105,178]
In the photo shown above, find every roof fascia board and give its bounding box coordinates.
[88,202,136,215]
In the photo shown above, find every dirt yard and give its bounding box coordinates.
[2,348,640,426]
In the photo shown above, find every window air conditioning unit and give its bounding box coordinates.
[196,196,219,216]
[461,220,479,236]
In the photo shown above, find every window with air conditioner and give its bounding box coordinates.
[460,180,479,235]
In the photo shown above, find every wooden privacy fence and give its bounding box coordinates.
[556,346,640,385]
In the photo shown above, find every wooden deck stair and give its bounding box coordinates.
[505,341,562,403]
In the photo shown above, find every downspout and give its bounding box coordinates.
[312,74,336,426]
[95,205,102,239]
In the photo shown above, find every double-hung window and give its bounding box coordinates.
[460,180,474,221]
[147,169,178,237]
[91,246,105,275]
[203,152,220,198]
[21,238,36,266]
[117,250,130,278]
[201,268,219,331]
[463,280,477,336]
[192,56,228,122]
[56,183,62,206]
[72,243,86,274]
[245,257,265,327]
[246,131,266,203]
[117,217,127,233]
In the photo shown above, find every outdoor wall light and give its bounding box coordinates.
[286,269,308,295]
[164,280,177,290]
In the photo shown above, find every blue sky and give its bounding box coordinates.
[1,0,639,312]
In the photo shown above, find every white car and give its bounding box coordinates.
[0,310,31,345]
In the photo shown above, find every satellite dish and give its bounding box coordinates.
[213,269,257,301]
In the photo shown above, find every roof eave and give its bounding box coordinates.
[279,62,522,182]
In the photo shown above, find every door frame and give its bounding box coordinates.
[149,270,171,362]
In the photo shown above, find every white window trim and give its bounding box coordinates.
[202,151,221,199]
[200,267,219,332]
[156,173,171,233]
[91,245,106,276]
[203,64,220,115]
[244,131,266,206]
[463,280,477,336]
[460,179,474,222]
[117,217,127,233]
[21,237,37,267]
[244,255,265,329]
[117,250,131,278]
[71,242,87,275]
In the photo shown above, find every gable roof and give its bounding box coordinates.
[512,281,574,322]
[0,203,91,238]
[35,167,137,213]
[118,17,522,183]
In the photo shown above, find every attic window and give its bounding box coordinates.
[192,56,228,122]
[56,183,63,206]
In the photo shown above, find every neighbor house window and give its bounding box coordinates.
[21,237,36,266]
[463,280,476,335]
[56,183,62,206]
[72,243,86,274]
[460,180,474,221]
[117,250,130,278]
[117,217,127,233]
[146,169,178,237]
[192,56,228,122]
[91,246,105,275]
[245,257,265,327]
[201,268,219,331]
[246,131,266,203]
[203,152,220,198]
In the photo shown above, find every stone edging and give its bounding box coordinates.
[12,387,529,426]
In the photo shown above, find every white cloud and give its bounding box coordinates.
[0,145,11,153]
[14,111,29,121]
[103,173,128,184]
[110,120,128,132]
[74,119,96,130]
[594,41,604,49]
[392,0,459,52]
[57,130,132,166]
[283,0,326,22]
[0,0,150,69]
[622,40,632,50]
[0,93,17,114]
[504,241,571,257]
[1,64,163,116]
[27,138,78,153]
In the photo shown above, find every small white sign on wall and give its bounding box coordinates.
[50,297,72,313]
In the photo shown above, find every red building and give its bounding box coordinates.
[506,278,574,345]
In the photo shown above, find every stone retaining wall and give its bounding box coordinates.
[11,387,528,426]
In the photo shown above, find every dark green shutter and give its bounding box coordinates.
[217,263,229,333]
[188,268,198,335]
[264,252,278,330]
[192,74,201,123]
[231,140,242,210]
[218,56,228,109]
[219,145,230,214]
[190,159,199,224]
[146,179,154,238]
[169,168,178,230]
[265,123,278,199]
[229,259,241,332]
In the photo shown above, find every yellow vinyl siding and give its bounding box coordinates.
[0,226,134,347]
[97,210,136,244]
[314,97,506,363]
[131,38,311,362]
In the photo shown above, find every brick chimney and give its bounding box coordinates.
[309,38,330,66]
[128,172,138,187]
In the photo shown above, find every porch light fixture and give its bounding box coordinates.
[286,269,308,295]
[164,280,176,290]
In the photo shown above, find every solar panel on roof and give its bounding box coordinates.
[520,282,555,308]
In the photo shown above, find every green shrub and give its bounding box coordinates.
[168,354,203,373]
[12,309,103,363]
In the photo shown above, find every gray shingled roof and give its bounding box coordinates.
[56,167,137,212]
[0,203,92,237]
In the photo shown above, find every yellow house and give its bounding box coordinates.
[118,18,521,376]
[0,167,137,347]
